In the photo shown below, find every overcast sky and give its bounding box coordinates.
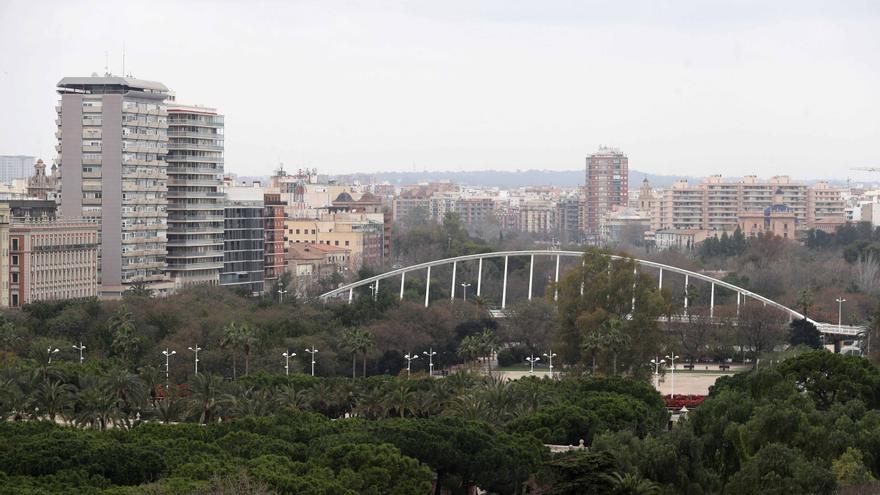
[1,0,878,181]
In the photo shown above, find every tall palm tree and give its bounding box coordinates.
[238,323,258,376]
[220,322,242,379]
[109,305,140,365]
[104,369,147,427]
[74,381,120,430]
[355,386,388,419]
[341,328,361,379]
[603,318,630,376]
[606,472,660,495]
[582,331,605,374]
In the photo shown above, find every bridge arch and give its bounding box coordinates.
[319,250,863,337]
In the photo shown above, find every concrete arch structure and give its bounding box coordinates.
[319,250,864,337]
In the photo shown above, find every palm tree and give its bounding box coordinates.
[220,322,242,379]
[341,328,362,379]
[238,323,258,376]
[582,330,605,374]
[442,393,489,422]
[104,369,147,427]
[186,373,227,424]
[275,383,308,411]
[109,305,141,365]
[603,318,630,375]
[355,386,388,419]
[74,380,120,430]
[33,379,75,423]
[385,381,415,418]
[228,385,276,418]
[0,321,20,354]
[606,472,660,495]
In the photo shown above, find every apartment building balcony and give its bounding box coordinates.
[82,157,102,166]
[166,143,224,151]
[167,261,224,271]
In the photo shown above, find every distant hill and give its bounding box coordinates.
[331,169,690,189]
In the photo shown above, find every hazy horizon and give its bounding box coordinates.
[1,0,878,182]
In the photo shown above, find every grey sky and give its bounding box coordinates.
[1,0,878,180]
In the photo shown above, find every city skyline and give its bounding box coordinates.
[1,1,878,180]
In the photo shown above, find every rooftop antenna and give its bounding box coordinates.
[104,51,109,76]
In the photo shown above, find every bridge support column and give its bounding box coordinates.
[631,266,637,312]
[659,268,663,290]
[580,259,585,296]
[400,272,405,300]
[710,283,715,318]
[450,261,457,301]
[348,287,353,304]
[502,255,509,309]
[684,274,689,314]
[477,258,483,297]
[554,255,560,301]
[528,254,534,300]
[425,266,431,308]
[374,280,379,301]
[736,292,741,316]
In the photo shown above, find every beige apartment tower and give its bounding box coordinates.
[56,76,173,297]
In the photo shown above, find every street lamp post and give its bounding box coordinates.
[525,354,541,374]
[282,350,296,376]
[836,297,846,332]
[403,353,419,378]
[650,357,666,390]
[665,353,680,397]
[543,351,557,377]
[72,342,86,364]
[187,345,202,375]
[46,347,59,364]
[162,348,176,390]
[461,282,471,301]
[423,348,437,377]
[305,347,318,376]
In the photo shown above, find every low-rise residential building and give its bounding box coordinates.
[8,218,99,307]
[285,243,350,297]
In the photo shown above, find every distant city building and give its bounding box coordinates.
[220,186,265,294]
[25,159,58,200]
[285,243,349,297]
[584,147,629,244]
[556,195,583,244]
[263,193,287,285]
[56,76,172,297]
[166,103,225,287]
[651,175,845,233]
[8,219,99,307]
[0,155,37,183]
[599,206,652,245]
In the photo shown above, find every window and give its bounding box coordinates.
[11,255,18,266]
[11,273,18,283]
[11,239,18,251]
[11,294,18,307]
[335,240,339,246]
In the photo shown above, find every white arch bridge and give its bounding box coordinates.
[319,250,865,337]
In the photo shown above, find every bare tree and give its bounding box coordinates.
[737,304,787,366]
[854,252,880,295]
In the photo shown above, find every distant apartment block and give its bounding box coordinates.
[584,147,628,244]
[651,175,846,233]
[0,155,37,183]
[166,103,225,287]
[56,76,172,297]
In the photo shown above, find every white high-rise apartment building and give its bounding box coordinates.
[56,76,173,297]
[166,103,225,287]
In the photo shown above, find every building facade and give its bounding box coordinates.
[584,147,628,243]
[263,193,286,285]
[56,76,172,297]
[220,187,265,294]
[0,155,37,184]
[651,175,846,233]
[26,159,58,200]
[8,219,99,307]
[165,103,225,287]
